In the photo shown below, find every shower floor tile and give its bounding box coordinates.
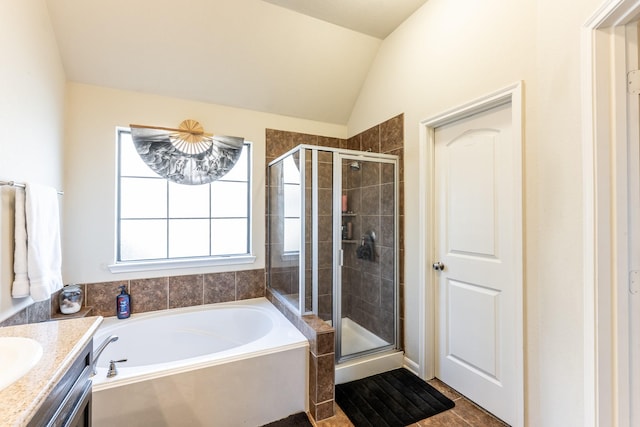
[340,317,390,355]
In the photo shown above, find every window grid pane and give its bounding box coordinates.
[120,219,167,260]
[168,181,210,218]
[211,181,248,218]
[120,177,168,219]
[117,129,251,261]
[211,218,248,255]
[169,219,211,258]
[119,132,160,178]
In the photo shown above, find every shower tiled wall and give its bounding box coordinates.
[342,115,404,345]
[265,116,405,335]
[316,151,335,321]
[265,113,404,422]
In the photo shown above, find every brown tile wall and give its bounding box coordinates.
[265,129,342,165]
[266,289,335,422]
[83,269,265,317]
[0,299,51,327]
[317,151,335,321]
[266,138,338,322]
[342,114,404,345]
[0,268,266,328]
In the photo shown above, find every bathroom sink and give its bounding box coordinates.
[0,337,43,392]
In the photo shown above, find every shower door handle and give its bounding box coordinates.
[432,262,445,271]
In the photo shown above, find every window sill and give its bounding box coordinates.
[281,252,299,262]
[108,255,257,274]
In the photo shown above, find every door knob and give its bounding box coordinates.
[432,262,445,271]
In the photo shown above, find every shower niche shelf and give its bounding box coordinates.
[341,212,356,242]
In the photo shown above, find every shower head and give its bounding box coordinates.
[349,161,361,171]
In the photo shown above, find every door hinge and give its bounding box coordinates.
[628,70,640,95]
[630,270,640,295]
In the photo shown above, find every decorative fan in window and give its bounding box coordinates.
[129,119,244,185]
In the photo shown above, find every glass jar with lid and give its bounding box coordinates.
[59,284,83,314]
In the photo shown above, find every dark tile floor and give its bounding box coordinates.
[311,379,509,427]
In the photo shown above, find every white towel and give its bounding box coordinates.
[12,188,30,298]
[24,183,63,302]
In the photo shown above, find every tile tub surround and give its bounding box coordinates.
[0,298,54,327]
[0,316,103,426]
[267,288,335,422]
[1,269,266,326]
[83,269,265,317]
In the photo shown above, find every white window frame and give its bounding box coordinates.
[108,127,255,273]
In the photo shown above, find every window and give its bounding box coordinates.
[111,128,253,272]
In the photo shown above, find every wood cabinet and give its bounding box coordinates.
[28,340,93,427]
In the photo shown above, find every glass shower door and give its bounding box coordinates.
[335,154,398,362]
[304,147,335,317]
[267,151,302,311]
[267,146,336,319]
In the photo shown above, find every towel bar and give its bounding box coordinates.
[0,180,63,195]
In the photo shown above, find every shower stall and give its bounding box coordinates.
[267,145,402,382]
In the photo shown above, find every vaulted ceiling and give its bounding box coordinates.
[45,0,427,125]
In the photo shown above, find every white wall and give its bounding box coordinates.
[63,83,347,284]
[0,0,66,322]
[347,0,600,425]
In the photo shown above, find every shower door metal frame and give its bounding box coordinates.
[267,144,400,361]
[332,150,400,364]
[298,148,308,314]
[310,148,319,315]
[267,146,315,316]
[298,147,320,315]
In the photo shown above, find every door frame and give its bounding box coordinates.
[583,1,640,426]
[417,82,524,426]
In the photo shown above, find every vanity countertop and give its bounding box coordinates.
[0,316,103,426]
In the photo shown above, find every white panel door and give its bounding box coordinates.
[434,102,521,425]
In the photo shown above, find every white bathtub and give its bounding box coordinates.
[91,297,309,427]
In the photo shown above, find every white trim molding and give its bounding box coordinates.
[583,1,640,426]
[108,255,256,273]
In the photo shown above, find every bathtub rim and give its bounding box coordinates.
[91,297,308,391]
